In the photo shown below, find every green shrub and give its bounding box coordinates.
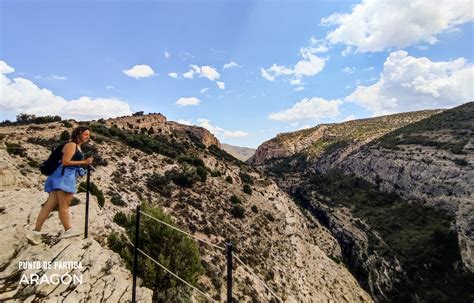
[111,195,126,206]
[27,158,39,168]
[208,144,240,163]
[107,202,204,301]
[91,124,184,159]
[60,130,70,142]
[225,176,233,184]
[230,195,242,204]
[146,173,172,197]
[0,134,6,140]
[210,170,221,177]
[452,158,468,166]
[243,184,252,195]
[16,113,62,124]
[195,165,207,182]
[78,181,105,207]
[113,212,128,227]
[6,142,27,157]
[251,205,258,213]
[177,155,205,167]
[230,205,245,218]
[61,120,73,128]
[166,168,200,188]
[239,172,254,184]
[186,131,206,149]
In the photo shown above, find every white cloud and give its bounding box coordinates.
[297,124,312,130]
[182,65,220,82]
[168,72,178,79]
[223,61,239,69]
[261,46,325,81]
[268,97,342,122]
[0,61,132,120]
[345,51,474,115]
[290,79,302,85]
[341,46,353,56]
[105,85,116,90]
[363,67,374,71]
[197,118,248,139]
[200,88,209,94]
[123,64,155,78]
[0,61,14,74]
[222,130,248,138]
[176,119,192,125]
[294,87,304,91]
[200,66,220,81]
[216,81,225,89]
[197,118,223,134]
[342,115,356,122]
[343,67,356,73]
[321,0,474,52]
[414,45,429,51]
[164,51,170,58]
[309,37,330,53]
[35,74,67,80]
[183,69,194,79]
[175,97,201,107]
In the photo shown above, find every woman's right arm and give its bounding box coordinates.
[61,143,92,166]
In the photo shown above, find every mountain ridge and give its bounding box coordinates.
[248,102,474,302]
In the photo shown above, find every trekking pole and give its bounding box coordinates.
[84,165,91,239]
[226,241,233,303]
[132,205,141,303]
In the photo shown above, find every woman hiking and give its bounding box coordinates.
[26,126,93,244]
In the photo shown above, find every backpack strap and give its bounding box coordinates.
[61,142,79,176]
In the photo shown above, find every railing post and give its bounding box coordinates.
[132,205,141,303]
[84,165,91,239]
[226,241,233,303]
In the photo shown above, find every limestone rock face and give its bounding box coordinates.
[333,145,474,272]
[249,103,474,300]
[103,114,221,148]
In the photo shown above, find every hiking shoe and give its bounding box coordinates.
[60,228,83,239]
[26,230,42,245]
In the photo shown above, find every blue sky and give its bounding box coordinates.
[1,0,473,148]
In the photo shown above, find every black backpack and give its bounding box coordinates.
[40,144,66,176]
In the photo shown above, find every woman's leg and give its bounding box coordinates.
[57,190,74,231]
[34,191,59,231]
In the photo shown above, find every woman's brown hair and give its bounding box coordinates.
[70,126,90,143]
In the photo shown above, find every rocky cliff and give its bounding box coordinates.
[248,102,474,302]
[102,113,221,148]
[0,147,152,302]
[0,114,371,302]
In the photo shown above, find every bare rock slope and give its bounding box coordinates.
[0,116,372,302]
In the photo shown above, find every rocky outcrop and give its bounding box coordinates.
[102,114,221,148]
[0,189,152,302]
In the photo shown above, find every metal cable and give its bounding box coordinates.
[137,248,218,303]
[139,210,225,251]
[232,253,283,303]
